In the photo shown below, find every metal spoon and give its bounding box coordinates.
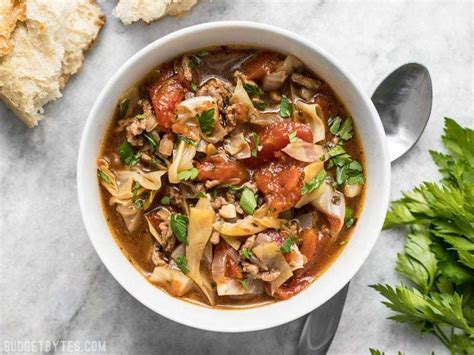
[297,63,433,355]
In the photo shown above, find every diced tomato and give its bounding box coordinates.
[273,276,311,300]
[148,78,185,132]
[196,155,249,186]
[225,257,243,279]
[254,155,305,214]
[299,228,319,265]
[245,121,312,167]
[243,52,282,81]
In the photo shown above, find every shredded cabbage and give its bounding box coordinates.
[282,139,327,162]
[186,197,216,305]
[252,242,293,294]
[294,101,325,143]
[149,266,194,297]
[168,140,197,184]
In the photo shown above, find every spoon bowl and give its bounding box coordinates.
[372,63,433,162]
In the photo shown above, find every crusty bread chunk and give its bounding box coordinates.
[113,0,198,25]
[0,0,27,56]
[0,0,104,127]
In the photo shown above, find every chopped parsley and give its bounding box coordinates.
[118,141,140,166]
[327,145,364,186]
[240,248,253,260]
[344,207,356,228]
[191,82,198,92]
[279,96,292,117]
[251,131,260,157]
[244,83,263,98]
[189,54,202,69]
[239,279,249,288]
[195,191,207,198]
[197,109,215,135]
[161,196,171,205]
[301,169,327,194]
[170,214,189,245]
[178,167,199,181]
[280,235,297,253]
[119,98,129,118]
[329,116,353,142]
[143,132,158,152]
[135,114,145,120]
[175,256,190,274]
[289,131,298,143]
[253,101,266,111]
[97,169,112,184]
[177,134,196,146]
[239,188,257,215]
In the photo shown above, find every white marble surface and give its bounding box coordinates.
[1,0,473,354]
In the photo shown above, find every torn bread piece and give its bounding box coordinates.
[113,0,198,25]
[0,0,104,127]
[0,0,27,56]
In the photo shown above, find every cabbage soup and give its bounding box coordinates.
[97,46,365,308]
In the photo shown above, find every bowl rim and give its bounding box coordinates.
[77,21,391,332]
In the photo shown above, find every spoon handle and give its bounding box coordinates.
[297,283,350,355]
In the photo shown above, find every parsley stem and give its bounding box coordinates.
[433,325,450,348]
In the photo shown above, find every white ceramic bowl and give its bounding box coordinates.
[77,21,390,332]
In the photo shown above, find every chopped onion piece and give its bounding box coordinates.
[344,183,363,198]
[282,139,326,162]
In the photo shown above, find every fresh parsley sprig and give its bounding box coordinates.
[373,118,474,353]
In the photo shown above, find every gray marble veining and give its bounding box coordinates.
[1,1,472,354]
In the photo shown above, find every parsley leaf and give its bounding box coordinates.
[344,207,356,228]
[119,142,140,166]
[239,279,249,288]
[197,109,215,135]
[280,235,297,253]
[119,98,129,118]
[240,248,253,260]
[279,96,292,117]
[329,116,353,142]
[251,131,260,157]
[97,169,112,184]
[191,82,198,92]
[239,188,257,215]
[178,167,199,181]
[175,256,190,274]
[244,83,263,98]
[289,131,298,143]
[189,55,202,69]
[143,132,158,152]
[177,135,196,146]
[253,101,266,111]
[161,196,171,205]
[170,214,189,245]
[301,169,327,194]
